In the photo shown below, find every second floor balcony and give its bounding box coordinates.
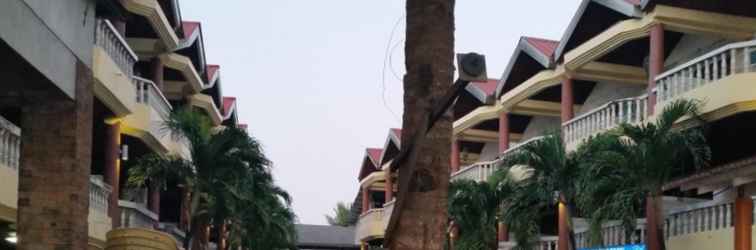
[93,19,139,117]
[451,136,543,182]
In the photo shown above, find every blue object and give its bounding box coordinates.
[578,244,646,250]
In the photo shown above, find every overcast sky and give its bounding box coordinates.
[181,0,582,225]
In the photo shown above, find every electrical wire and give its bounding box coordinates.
[380,14,406,123]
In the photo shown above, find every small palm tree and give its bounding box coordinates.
[326,202,357,227]
[578,99,710,250]
[496,133,579,250]
[448,179,499,250]
[128,108,296,250]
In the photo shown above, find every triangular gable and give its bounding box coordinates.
[553,0,641,61]
[379,128,402,165]
[206,64,221,88]
[358,148,383,181]
[464,79,499,104]
[496,37,559,97]
[222,96,237,121]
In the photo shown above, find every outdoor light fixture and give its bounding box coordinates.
[120,144,129,161]
[456,53,487,82]
[5,232,16,244]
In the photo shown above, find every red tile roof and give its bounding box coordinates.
[238,124,248,129]
[182,21,200,39]
[524,37,559,57]
[624,0,641,5]
[222,97,236,117]
[391,128,402,138]
[366,148,384,166]
[471,79,499,96]
[207,64,220,82]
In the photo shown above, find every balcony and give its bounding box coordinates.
[119,200,158,229]
[562,40,756,148]
[655,40,756,120]
[88,175,113,246]
[121,0,180,51]
[0,116,19,222]
[451,136,543,182]
[123,77,174,155]
[563,94,649,147]
[355,207,386,243]
[93,19,138,117]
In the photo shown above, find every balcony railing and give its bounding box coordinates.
[538,236,558,250]
[563,95,648,144]
[0,115,20,169]
[664,201,734,239]
[355,207,385,241]
[95,19,137,77]
[451,136,544,182]
[134,76,173,119]
[89,175,112,215]
[657,40,756,103]
[119,200,159,229]
[575,219,647,249]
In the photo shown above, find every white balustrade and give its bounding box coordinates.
[656,40,756,103]
[95,19,137,77]
[0,115,20,169]
[451,136,544,182]
[119,200,159,229]
[562,95,648,144]
[574,219,646,249]
[664,202,733,239]
[538,236,558,250]
[134,76,173,119]
[89,175,112,215]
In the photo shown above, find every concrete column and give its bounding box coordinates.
[384,169,393,202]
[645,194,663,250]
[149,183,161,222]
[498,221,509,242]
[151,57,164,91]
[561,76,574,123]
[104,121,121,227]
[451,139,461,173]
[735,187,752,250]
[17,61,93,249]
[361,187,370,214]
[558,200,569,250]
[499,112,510,152]
[648,23,664,115]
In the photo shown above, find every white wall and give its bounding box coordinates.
[522,116,561,140]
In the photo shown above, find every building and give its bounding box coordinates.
[0,0,246,249]
[450,1,756,250]
[296,224,360,250]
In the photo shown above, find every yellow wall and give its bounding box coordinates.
[0,166,17,223]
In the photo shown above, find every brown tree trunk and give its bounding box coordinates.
[17,61,93,249]
[386,0,455,249]
[645,192,666,250]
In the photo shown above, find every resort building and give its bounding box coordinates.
[450,0,756,250]
[0,0,245,249]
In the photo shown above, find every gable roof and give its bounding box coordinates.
[496,37,559,97]
[553,0,641,61]
[222,97,236,119]
[465,78,499,104]
[206,64,220,87]
[379,128,402,165]
[358,148,383,180]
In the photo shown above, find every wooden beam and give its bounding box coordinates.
[573,62,647,85]
[457,129,523,143]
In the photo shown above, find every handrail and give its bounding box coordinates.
[562,94,648,144]
[95,19,137,76]
[656,39,756,81]
[89,175,113,215]
[0,115,21,170]
[562,95,648,127]
[133,76,173,119]
[450,136,544,182]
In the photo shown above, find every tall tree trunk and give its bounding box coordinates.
[645,191,666,250]
[387,0,455,249]
[558,198,577,250]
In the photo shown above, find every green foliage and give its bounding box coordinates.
[127,108,296,250]
[448,179,499,250]
[326,202,357,227]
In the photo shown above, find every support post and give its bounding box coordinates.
[648,24,664,115]
[561,77,574,123]
[558,200,570,250]
[385,169,394,202]
[104,121,121,227]
[499,112,510,152]
[362,187,370,214]
[735,187,752,250]
[451,139,461,173]
[152,57,164,91]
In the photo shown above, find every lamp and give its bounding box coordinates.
[120,144,129,161]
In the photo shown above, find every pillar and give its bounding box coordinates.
[558,200,569,250]
[735,187,752,250]
[648,23,664,115]
[645,193,663,250]
[384,169,393,202]
[104,121,121,227]
[361,187,370,214]
[17,61,93,249]
[180,187,191,231]
[499,112,510,242]
[561,76,574,123]
[149,183,161,223]
[451,139,461,173]
[151,57,164,91]
[499,112,510,152]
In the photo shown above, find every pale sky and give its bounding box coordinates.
[181,0,582,225]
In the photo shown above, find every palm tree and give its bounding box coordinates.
[496,133,579,250]
[448,179,499,250]
[578,99,710,250]
[326,202,357,227]
[128,108,296,250]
